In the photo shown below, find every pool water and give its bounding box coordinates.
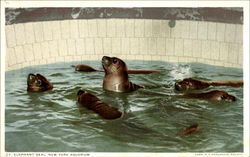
[5,61,243,152]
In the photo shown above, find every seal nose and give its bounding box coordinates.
[231,96,236,101]
[77,90,85,96]
[102,56,111,66]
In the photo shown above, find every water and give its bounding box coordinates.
[5,61,243,152]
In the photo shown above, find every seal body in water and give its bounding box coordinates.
[178,124,200,136]
[27,73,53,92]
[102,56,144,92]
[182,90,236,102]
[175,78,243,91]
[77,90,123,119]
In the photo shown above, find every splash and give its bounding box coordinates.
[170,64,192,80]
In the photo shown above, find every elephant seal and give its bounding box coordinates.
[73,64,104,72]
[182,90,236,102]
[77,90,123,119]
[102,56,144,92]
[175,78,243,91]
[178,124,200,136]
[27,73,53,92]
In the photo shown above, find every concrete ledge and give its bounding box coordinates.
[5,19,243,71]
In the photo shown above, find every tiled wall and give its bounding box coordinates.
[5,19,243,71]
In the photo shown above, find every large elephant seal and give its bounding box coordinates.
[175,78,243,91]
[27,73,53,92]
[182,90,236,102]
[102,56,144,92]
[178,124,200,136]
[77,90,123,119]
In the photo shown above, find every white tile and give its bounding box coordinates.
[181,21,190,39]
[168,56,179,62]
[112,38,121,54]
[157,38,165,55]
[130,38,139,55]
[79,20,88,37]
[121,38,130,54]
[183,39,192,57]
[14,24,26,45]
[152,20,161,37]
[189,21,198,39]
[148,38,157,55]
[33,43,42,60]
[61,20,70,39]
[197,22,208,40]
[228,44,238,64]
[51,21,61,40]
[116,19,125,37]
[225,24,236,43]
[174,39,184,56]
[235,24,243,43]
[201,41,210,59]
[139,38,148,55]
[41,42,50,59]
[103,38,112,54]
[6,48,16,66]
[85,38,94,54]
[125,19,134,37]
[5,25,16,47]
[43,21,53,41]
[49,40,59,57]
[33,22,44,42]
[58,40,68,56]
[161,20,171,37]
[192,40,202,58]
[24,23,35,44]
[76,38,85,55]
[171,20,182,38]
[107,19,116,37]
[219,42,229,61]
[238,44,243,65]
[210,41,220,60]
[216,23,225,42]
[135,19,144,37]
[144,20,152,37]
[207,22,216,40]
[97,19,106,37]
[70,20,79,39]
[67,39,76,56]
[165,38,174,55]
[23,44,34,62]
[94,38,103,55]
[88,20,97,37]
[14,46,25,64]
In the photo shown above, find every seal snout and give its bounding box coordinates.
[102,56,111,66]
[77,90,85,96]
[174,82,181,91]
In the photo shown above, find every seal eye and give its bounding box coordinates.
[37,80,42,86]
[113,59,118,64]
[221,95,225,99]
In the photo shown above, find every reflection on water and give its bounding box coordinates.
[5,61,243,152]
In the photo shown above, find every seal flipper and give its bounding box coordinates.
[129,82,145,91]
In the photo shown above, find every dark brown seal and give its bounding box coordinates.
[182,90,236,102]
[102,56,144,92]
[77,90,123,119]
[175,78,243,91]
[27,73,53,92]
[178,124,200,136]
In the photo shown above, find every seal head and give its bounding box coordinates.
[102,56,143,92]
[27,73,53,92]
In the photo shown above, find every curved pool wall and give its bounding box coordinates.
[5,11,243,71]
